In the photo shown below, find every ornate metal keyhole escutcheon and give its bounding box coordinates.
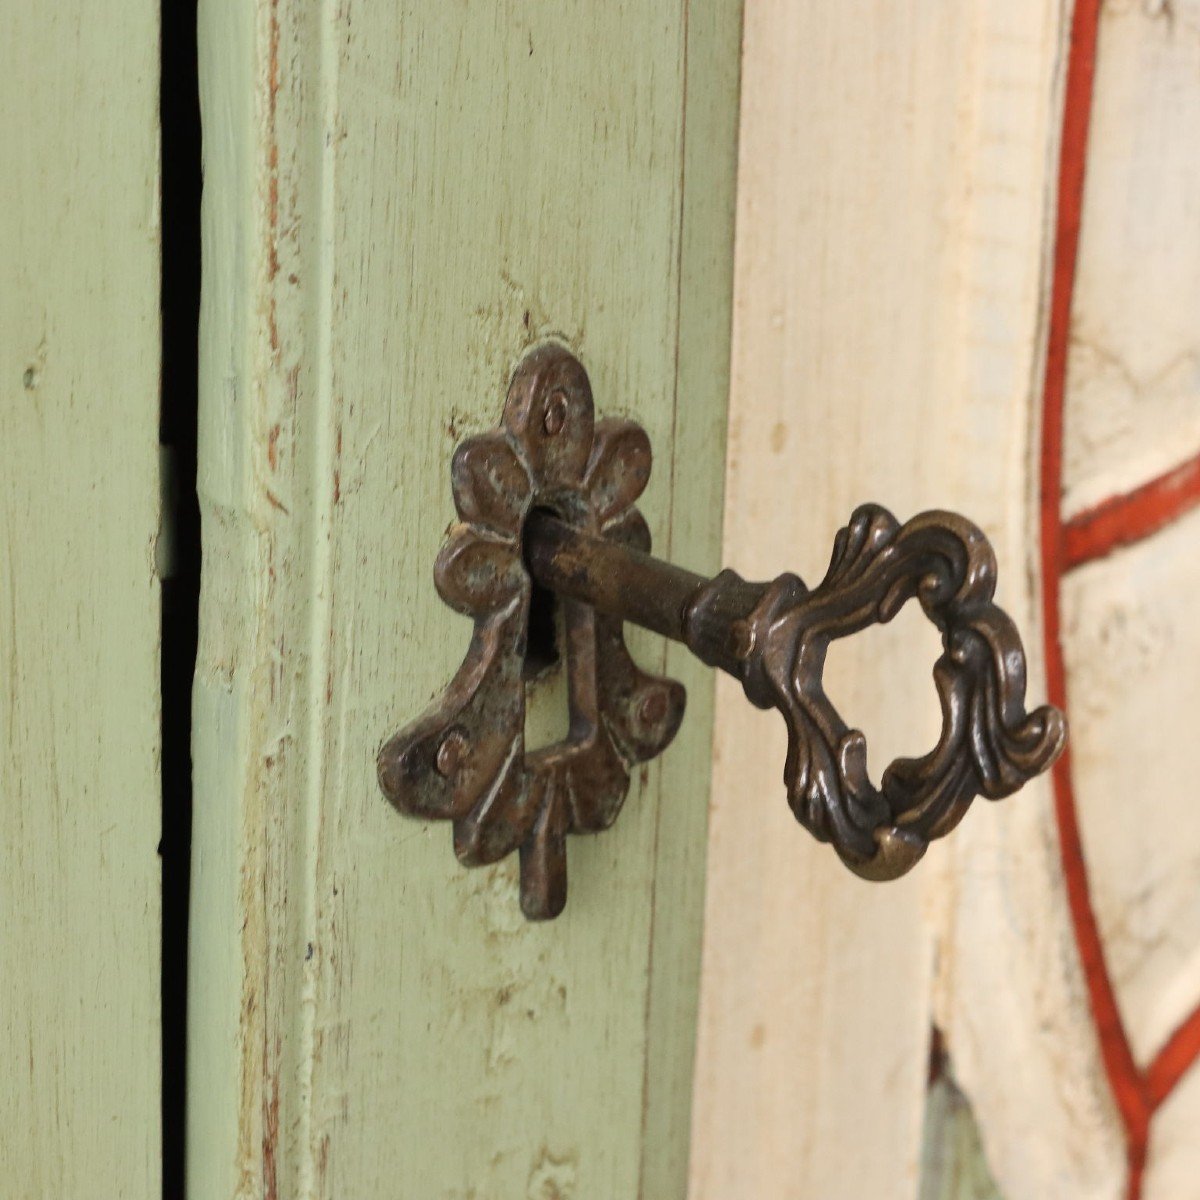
[378,344,1067,918]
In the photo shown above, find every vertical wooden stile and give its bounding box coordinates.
[0,2,162,1194]
[191,2,742,1196]
[691,3,1124,1197]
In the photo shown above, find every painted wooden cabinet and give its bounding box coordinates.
[187,2,742,1197]
[6,2,1200,1198]
[1,3,162,1196]
[693,3,1200,1199]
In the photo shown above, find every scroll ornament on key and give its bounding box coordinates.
[681,505,1068,880]
[379,344,1067,918]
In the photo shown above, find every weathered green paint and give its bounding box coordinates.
[920,1074,1006,1200]
[0,2,161,1195]
[191,2,742,1196]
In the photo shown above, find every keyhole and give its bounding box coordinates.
[520,506,570,750]
[522,506,562,680]
[524,571,560,680]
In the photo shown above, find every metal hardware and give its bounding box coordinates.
[378,344,1067,918]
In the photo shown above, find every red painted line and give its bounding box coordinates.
[1146,1004,1200,1111]
[1063,451,1200,570]
[1039,0,1200,1190]
[1046,746,1151,1186]
[1038,3,1158,1197]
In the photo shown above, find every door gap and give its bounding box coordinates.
[160,0,200,1194]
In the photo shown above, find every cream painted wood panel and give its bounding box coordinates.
[1144,1065,1200,1199]
[692,2,1127,1198]
[0,2,161,1196]
[1053,4,1200,1195]
[190,2,741,1197]
[1061,0,1200,518]
[1061,4,1200,1061]
[924,3,1133,1192]
[1063,511,1200,1065]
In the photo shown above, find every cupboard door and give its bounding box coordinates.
[190,2,742,1196]
[693,3,1077,1191]
[694,3,1200,1199]
[0,2,162,1195]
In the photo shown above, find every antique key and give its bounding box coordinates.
[378,345,1066,919]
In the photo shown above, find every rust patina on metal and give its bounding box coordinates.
[378,344,1067,917]
[377,344,685,919]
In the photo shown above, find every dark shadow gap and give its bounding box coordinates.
[160,1,201,1194]
[521,506,562,680]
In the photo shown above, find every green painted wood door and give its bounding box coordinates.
[1,3,162,1195]
[190,2,743,1196]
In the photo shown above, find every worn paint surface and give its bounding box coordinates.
[1043,1,1200,1195]
[190,1,741,1196]
[696,1,1200,1198]
[0,1,161,1195]
[691,2,1101,1197]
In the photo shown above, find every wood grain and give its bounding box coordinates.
[935,3,1133,1195]
[0,2,161,1195]
[691,2,1119,1197]
[190,1,742,1196]
[1061,0,1200,520]
[693,4,963,1194]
